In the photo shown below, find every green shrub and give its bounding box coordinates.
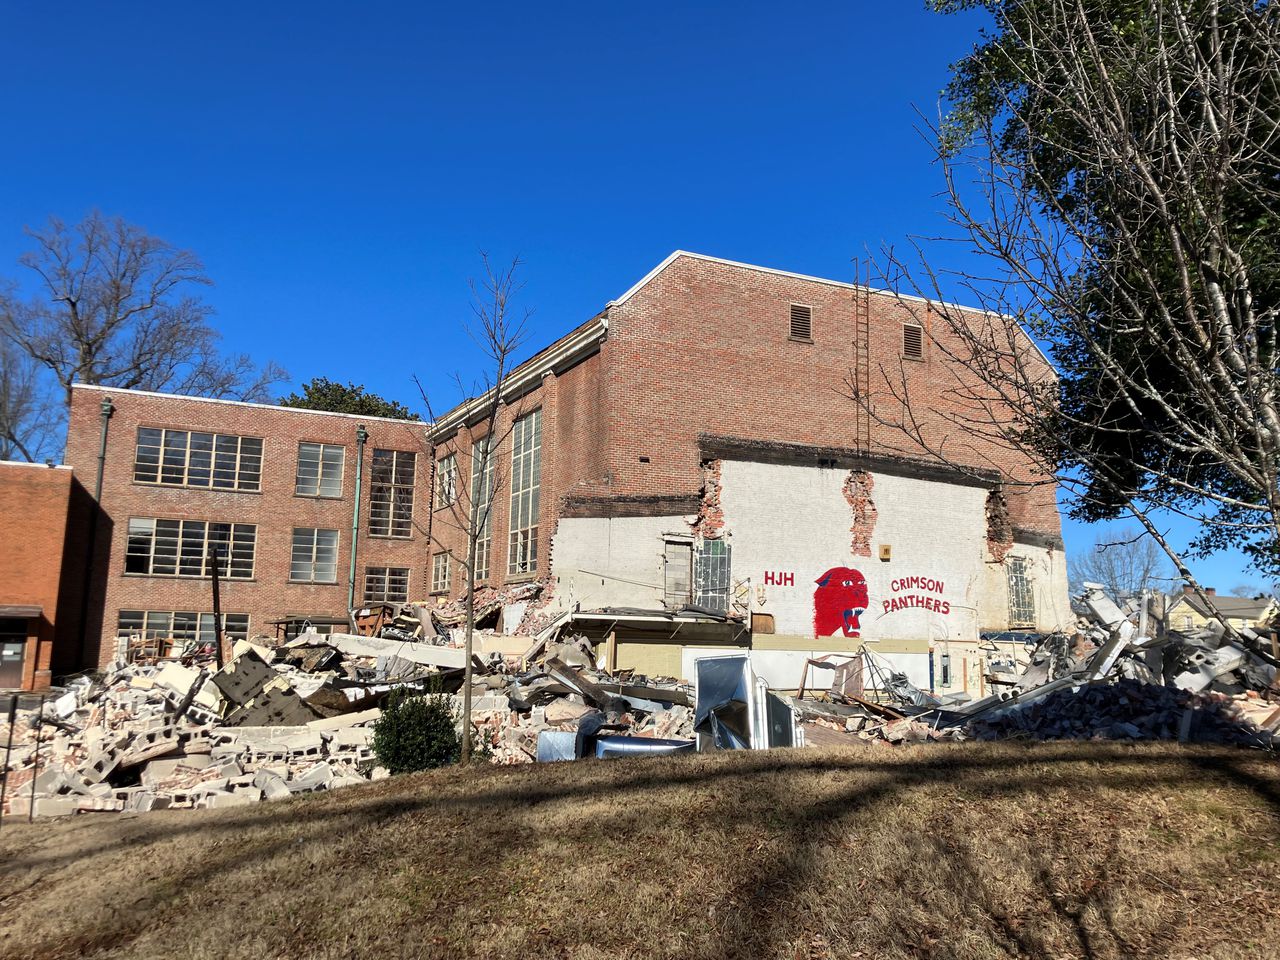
[371,688,460,774]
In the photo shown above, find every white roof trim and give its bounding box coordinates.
[608,250,1054,370]
[0,460,71,470]
[429,314,609,438]
[72,383,429,427]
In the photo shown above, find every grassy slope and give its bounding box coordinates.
[1,743,1279,960]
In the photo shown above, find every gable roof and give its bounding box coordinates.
[1168,592,1276,622]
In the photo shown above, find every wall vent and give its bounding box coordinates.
[790,304,813,341]
[903,322,924,360]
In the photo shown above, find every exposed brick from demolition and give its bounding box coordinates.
[694,459,725,539]
[986,487,1015,562]
[843,470,877,558]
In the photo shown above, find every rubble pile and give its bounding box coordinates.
[967,678,1272,746]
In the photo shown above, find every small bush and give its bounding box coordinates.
[371,688,460,774]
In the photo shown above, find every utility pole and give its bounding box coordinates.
[209,546,225,669]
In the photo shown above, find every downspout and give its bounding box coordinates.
[347,425,369,618]
[78,397,114,669]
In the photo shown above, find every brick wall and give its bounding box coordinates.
[0,463,84,689]
[63,387,433,667]
[603,255,1061,538]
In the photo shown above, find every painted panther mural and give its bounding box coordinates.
[813,566,869,638]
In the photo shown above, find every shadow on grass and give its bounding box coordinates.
[1,743,1277,959]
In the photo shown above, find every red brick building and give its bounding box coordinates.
[64,388,430,668]
[65,252,1069,692]
[427,252,1070,689]
[0,462,91,690]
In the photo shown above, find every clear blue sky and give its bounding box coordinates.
[0,2,1262,590]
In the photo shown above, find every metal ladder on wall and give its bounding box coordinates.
[851,258,872,454]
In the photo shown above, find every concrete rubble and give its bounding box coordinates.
[788,583,1280,751]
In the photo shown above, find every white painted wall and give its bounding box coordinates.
[718,460,1071,640]
[551,514,690,611]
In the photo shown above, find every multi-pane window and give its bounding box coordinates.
[471,437,494,581]
[694,539,732,613]
[133,428,263,491]
[125,518,256,579]
[434,454,458,509]
[291,528,340,583]
[1006,557,1036,628]
[431,553,451,594]
[370,449,416,538]
[508,410,542,576]
[365,566,410,603]
[295,442,345,497]
[116,610,250,644]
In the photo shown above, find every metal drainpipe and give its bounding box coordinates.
[347,425,369,618]
[78,397,114,667]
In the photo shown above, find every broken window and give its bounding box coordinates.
[1006,556,1036,628]
[470,437,493,581]
[434,453,457,509]
[291,527,339,583]
[295,442,345,498]
[507,409,542,576]
[116,610,249,644]
[365,566,410,603]
[664,538,693,610]
[694,539,732,613]
[903,322,925,360]
[789,303,813,341]
[124,518,256,579]
[369,449,416,538]
[133,427,263,491]
[431,552,450,594]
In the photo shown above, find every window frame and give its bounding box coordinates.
[124,517,257,580]
[133,426,264,492]
[470,436,494,582]
[294,441,346,498]
[116,609,250,645]
[434,453,458,509]
[290,527,341,584]
[507,409,542,577]
[369,448,417,539]
[1006,556,1037,629]
[431,552,451,594]
[364,566,411,604]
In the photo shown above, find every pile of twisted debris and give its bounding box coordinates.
[789,584,1280,750]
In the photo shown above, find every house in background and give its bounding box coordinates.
[1164,585,1278,634]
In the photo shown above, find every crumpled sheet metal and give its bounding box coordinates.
[693,655,754,749]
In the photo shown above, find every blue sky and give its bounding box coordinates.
[0,2,1262,590]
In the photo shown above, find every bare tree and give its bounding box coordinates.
[853,0,1280,640]
[0,212,286,458]
[0,332,58,462]
[1229,583,1263,598]
[1068,528,1174,601]
[417,255,530,763]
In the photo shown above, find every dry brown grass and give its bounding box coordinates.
[1,742,1279,959]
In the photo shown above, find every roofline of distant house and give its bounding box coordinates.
[71,383,429,427]
[610,251,1055,369]
[0,460,72,471]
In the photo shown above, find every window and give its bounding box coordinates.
[434,453,458,509]
[431,553,451,594]
[789,304,813,341]
[664,538,693,610]
[125,518,256,579]
[507,410,542,576]
[116,610,249,644]
[471,437,494,581]
[1182,615,1193,631]
[370,449,416,538]
[903,322,925,360]
[133,428,263,491]
[295,442,345,497]
[291,528,340,583]
[1006,557,1036,628]
[365,566,410,603]
[694,539,732,613]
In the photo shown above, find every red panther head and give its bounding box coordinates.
[813,567,870,638]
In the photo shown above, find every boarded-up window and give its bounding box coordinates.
[790,304,813,341]
[664,539,692,610]
[903,322,924,360]
[1006,557,1036,628]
